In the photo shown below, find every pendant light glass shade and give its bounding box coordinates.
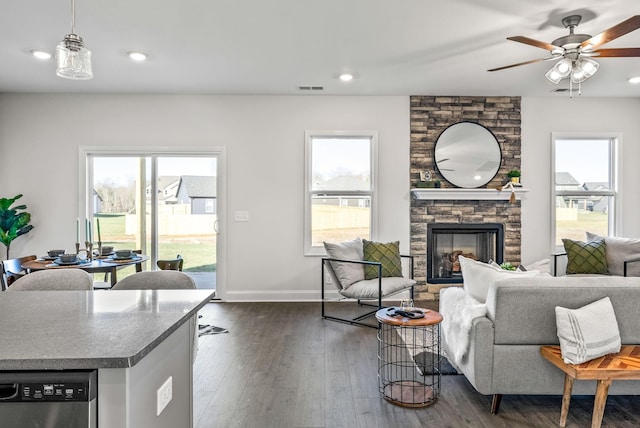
[56,34,92,80]
[55,0,92,80]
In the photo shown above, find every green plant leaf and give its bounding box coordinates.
[0,194,33,257]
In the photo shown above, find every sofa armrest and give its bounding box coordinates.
[455,316,495,394]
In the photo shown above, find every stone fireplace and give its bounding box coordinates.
[410,96,522,300]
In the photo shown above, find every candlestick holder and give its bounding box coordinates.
[75,241,94,261]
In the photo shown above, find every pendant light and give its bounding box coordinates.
[56,0,93,80]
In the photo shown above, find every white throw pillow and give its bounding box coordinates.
[523,258,551,275]
[586,232,640,276]
[323,238,365,289]
[555,297,621,364]
[459,255,540,303]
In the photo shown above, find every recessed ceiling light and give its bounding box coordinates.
[628,76,640,84]
[339,73,353,82]
[127,51,148,61]
[31,50,52,60]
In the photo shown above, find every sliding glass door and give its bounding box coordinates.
[88,153,218,290]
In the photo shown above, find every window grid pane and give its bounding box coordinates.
[311,196,371,246]
[311,137,371,192]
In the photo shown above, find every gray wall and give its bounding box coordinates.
[0,94,410,301]
[1,94,639,300]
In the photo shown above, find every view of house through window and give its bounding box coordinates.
[553,137,616,247]
[90,155,217,288]
[305,133,375,253]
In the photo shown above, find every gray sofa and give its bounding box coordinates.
[440,276,640,414]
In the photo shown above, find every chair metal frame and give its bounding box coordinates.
[321,255,414,328]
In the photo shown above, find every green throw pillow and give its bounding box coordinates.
[562,238,608,275]
[362,240,402,279]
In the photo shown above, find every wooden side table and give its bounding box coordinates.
[540,345,640,428]
[375,308,443,408]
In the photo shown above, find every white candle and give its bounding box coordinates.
[76,218,80,243]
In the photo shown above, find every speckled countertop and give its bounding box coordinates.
[0,289,215,370]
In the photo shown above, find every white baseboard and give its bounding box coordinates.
[220,289,412,302]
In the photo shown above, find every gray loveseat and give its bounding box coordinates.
[440,276,640,414]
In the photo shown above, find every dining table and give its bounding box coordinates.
[22,254,150,287]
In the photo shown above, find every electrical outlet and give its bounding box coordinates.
[157,376,172,416]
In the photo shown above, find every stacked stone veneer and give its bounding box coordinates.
[410,96,522,300]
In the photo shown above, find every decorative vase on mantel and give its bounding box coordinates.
[507,170,521,186]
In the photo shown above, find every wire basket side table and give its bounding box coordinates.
[376,308,444,408]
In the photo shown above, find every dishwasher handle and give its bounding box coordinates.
[0,384,18,400]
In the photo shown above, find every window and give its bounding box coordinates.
[552,135,619,249]
[304,131,377,255]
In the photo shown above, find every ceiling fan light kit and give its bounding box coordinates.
[56,0,92,80]
[489,14,640,96]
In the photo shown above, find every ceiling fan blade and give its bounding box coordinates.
[581,15,640,49]
[507,36,558,51]
[592,47,640,57]
[488,57,554,72]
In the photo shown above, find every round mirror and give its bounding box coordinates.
[434,121,501,188]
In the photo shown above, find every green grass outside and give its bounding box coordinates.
[556,211,608,245]
[94,213,216,273]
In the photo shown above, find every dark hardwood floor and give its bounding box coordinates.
[193,301,640,428]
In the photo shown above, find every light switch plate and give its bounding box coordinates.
[234,211,249,222]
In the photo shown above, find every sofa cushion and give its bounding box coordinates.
[339,276,415,299]
[362,240,402,279]
[459,255,539,303]
[555,296,621,364]
[586,232,640,276]
[562,238,608,275]
[323,238,364,289]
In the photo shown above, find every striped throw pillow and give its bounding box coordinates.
[555,297,621,364]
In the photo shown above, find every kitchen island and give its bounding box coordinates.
[0,289,215,428]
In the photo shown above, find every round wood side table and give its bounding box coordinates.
[376,307,443,408]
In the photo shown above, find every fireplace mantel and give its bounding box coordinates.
[411,188,529,201]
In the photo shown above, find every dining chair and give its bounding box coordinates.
[156,255,183,271]
[112,270,198,361]
[1,255,37,291]
[7,269,93,291]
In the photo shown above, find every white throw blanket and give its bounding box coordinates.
[440,287,488,365]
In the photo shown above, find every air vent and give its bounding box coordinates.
[552,88,570,92]
[298,85,324,91]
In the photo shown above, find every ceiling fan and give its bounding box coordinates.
[488,15,640,93]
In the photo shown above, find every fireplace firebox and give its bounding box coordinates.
[427,223,504,284]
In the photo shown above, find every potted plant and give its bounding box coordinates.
[500,262,516,271]
[507,169,521,184]
[0,194,34,259]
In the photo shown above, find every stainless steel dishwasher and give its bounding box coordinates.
[0,370,97,428]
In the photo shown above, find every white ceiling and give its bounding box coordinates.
[2,0,640,96]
